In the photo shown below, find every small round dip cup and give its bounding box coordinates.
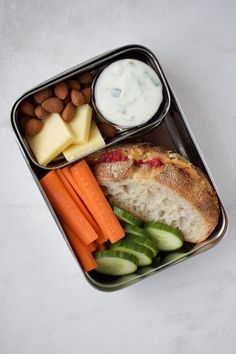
[92,59,164,130]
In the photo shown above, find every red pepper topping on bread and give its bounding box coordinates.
[96,149,163,167]
[99,150,128,163]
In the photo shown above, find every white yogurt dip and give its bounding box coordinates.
[94,59,163,128]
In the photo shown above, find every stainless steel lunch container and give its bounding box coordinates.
[11,45,228,291]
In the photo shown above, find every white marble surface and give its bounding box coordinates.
[1,1,236,353]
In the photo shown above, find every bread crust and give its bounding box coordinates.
[88,143,220,243]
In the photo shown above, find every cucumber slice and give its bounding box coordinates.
[144,222,184,251]
[163,251,186,263]
[125,235,158,257]
[124,224,148,237]
[95,250,138,276]
[113,207,142,226]
[111,239,154,266]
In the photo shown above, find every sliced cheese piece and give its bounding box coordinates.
[63,121,105,162]
[27,113,75,166]
[69,104,92,144]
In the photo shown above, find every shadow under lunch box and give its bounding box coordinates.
[11,45,228,291]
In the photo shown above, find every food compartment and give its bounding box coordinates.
[84,103,227,290]
[12,46,170,170]
[29,99,227,291]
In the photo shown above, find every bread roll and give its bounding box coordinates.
[88,144,220,243]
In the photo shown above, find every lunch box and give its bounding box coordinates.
[11,45,228,291]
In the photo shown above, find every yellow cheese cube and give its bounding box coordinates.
[69,104,92,144]
[27,113,75,166]
[63,121,105,162]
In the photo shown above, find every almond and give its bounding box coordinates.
[81,88,91,104]
[78,71,93,85]
[71,90,85,107]
[82,83,91,88]
[20,116,31,129]
[20,100,35,117]
[42,97,64,113]
[62,102,76,122]
[34,88,53,104]
[25,118,43,136]
[64,95,71,105]
[67,79,81,90]
[97,122,117,139]
[34,105,49,119]
[54,82,69,100]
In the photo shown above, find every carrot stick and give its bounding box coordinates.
[62,166,86,200]
[87,242,97,253]
[40,171,98,245]
[71,160,125,243]
[57,169,82,208]
[96,232,108,244]
[62,223,97,272]
[61,167,107,241]
[56,169,101,235]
